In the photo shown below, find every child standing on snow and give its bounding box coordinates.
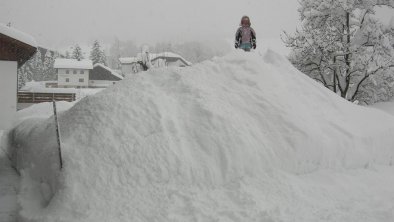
[235,16,257,52]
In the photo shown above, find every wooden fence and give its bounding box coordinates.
[18,92,76,103]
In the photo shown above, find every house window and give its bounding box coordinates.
[65,78,70,82]
[73,70,77,74]
[66,70,69,74]
[80,70,84,74]
[79,78,84,83]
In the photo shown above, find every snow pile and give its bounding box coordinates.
[372,99,394,116]
[16,101,74,123]
[8,50,394,221]
[0,23,37,47]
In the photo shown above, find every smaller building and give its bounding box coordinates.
[89,64,123,88]
[120,52,192,75]
[54,59,93,88]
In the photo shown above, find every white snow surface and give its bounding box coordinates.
[21,81,75,93]
[54,59,93,69]
[20,81,104,100]
[0,23,37,47]
[372,99,394,116]
[16,101,74,124]
[8,50,394,222]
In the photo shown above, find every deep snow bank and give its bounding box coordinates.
[372,100,394,116]
[9,50,394,221]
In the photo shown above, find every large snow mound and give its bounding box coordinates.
[9,50,394,221]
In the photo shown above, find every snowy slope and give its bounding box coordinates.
[0,144,20,222]
[372,100,394,116]
[7,50,394,222]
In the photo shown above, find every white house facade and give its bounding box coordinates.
[54,59,93,88]
[0,61,18,129]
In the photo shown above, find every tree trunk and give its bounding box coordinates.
[333,57,337,93]
[342,12,352,100]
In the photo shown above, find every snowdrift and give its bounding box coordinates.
[7,50,394,221]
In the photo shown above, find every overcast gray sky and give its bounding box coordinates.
[1,0,393,50]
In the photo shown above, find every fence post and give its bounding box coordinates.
[52,100,63,170]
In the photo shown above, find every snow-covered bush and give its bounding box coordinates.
[284,0,394,104]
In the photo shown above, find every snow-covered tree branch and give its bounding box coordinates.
[284,0,394,104]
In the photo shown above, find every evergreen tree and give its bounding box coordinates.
[65,51,71,59]
[72,44,84,60]
[284,0,394,104]
[17,66,27,89]
[17,54,35,89]
[43,50,56,80]
[32,49,43,81]
[90,40,107,65]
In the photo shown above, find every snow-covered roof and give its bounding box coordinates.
[0,23,37,47]
[54,59,93,69]
[119,52,192,66]
[152,52,192,66]
[92,63,124,80]
[119,57,139,64]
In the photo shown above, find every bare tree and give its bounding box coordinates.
[284,0,394,104]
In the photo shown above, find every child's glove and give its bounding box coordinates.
[253,43,257,49]
[235,42,239,49]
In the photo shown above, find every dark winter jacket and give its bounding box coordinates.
[235,26,256,48]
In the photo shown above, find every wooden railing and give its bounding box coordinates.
[18,92,76,103]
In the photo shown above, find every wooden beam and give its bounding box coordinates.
[0,33,37,67]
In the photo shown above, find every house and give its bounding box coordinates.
[54,59,93,88]
[89,63,123,88]
[0,23,37,130]
[119,52,192,75]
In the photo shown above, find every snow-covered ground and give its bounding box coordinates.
[5,50,394,222]
[20,81,104,100]
[372,100,394,116]
[16,101,74,124]
[0,130,20,222]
